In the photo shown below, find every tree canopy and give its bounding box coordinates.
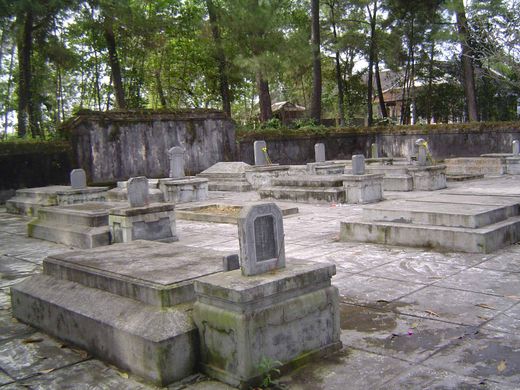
[0,0,518,138]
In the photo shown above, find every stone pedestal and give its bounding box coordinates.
[107,179,164,203]
[343,174,384,204]
[158,177,208,203]
[193,260,341,388]
[244,165,291,189]
[408,164,447,191]
[109,203,178,243]
[506,157,520,174]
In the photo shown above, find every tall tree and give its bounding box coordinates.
[310,0,322,123]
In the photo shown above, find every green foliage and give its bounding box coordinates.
[257,356,282,389]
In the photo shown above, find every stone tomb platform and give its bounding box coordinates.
[197,162,253,192]
[259,175,346,203]
[340,193,520,253]
[193,259,341,388]
[27,202,123,249]
[176,203,299,224]
[158,177,208,203]
[6,185,109,216]
[10,240,228,386]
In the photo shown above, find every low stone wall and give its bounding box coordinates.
[0,141,72,203]
[65,109,236,183]
[237,122,520,164]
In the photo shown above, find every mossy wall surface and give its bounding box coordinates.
[237,121,520,164]
[0,141,72,201]
[63,109,236,183]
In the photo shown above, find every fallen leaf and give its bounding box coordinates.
[477,316,491,321]
[410,322,419,329]
[39,368,55,374]
[505,295,520,301]
[22,337,44,344]
[425,310,439,317]
[476,303,496,310]
[376,300,390,304]
[497,360,507,372]
[118,372,129,379]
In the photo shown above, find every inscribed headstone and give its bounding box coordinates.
[513,140,519,156]
[168,146,185,179]
[254,140,268,166]
[70,169,87,189]
[352,154,366,175]
[238,203,285,276]
[127,176,149,207]
[371,143,379,159]
[315,143,326,162]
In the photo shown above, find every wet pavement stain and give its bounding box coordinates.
[340,304,397,332]
[461,339,520,378]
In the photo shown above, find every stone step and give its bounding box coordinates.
[42,241,225,307]
[6,198,50,216]
[13,186,70,200]
[11,274,197,386]
[340,215,520,253]
[259,186,345,204]
[35,202,118,227]
[271,175,345,188]
[208,181,252,192]
[382,175,413,191]
[363,200,512,228]
[28,220,110,249]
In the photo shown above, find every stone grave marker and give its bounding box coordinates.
[513,140,519,156]
[238,203,285,276]
[371,143,379,159]
[254,140,268,166]
[127,176,149,207]
[315,143,326,162]
[70,169,87,189]
[168,146,185,179]
[352,154,366,175]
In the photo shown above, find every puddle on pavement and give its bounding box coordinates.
[462,339,520,378]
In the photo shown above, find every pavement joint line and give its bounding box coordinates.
[427,283,520,301]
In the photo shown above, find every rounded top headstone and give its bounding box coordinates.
[127,176,150,207]
[70,169,87,189]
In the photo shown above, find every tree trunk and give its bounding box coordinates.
[310,0,322,123]
[426,40,435,123]
[16,10,33,137]
[366,1,377,126]
[155,70,167,108]
[103,14,126,109]
[4,44,15,138]
[256,71,272,122]
[329,2,345,126]
[207,0,231,117]
[455,1,478,121]
[375,58,387,118]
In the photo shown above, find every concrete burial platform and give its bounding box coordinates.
[259,175,346,203]
[197,162,253,192]
[10,241,228,386]
[340,193,520,253]
[176,203,299,224]
[27,202,123,248]
[6,185,109,216]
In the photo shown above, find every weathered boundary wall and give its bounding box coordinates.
[237,122,520,164]
[67,109,236,183]
[0,142,72,203]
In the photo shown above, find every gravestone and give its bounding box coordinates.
[70,169,87,189]
[127,176,149,207]
[253,140,268,166]
[417,145,428,166]
[371,143,379,159]
[238,203,285,276]
[352,154,366,175]
[513,140,519,156]
[315,143,326,162]
[168,146,186,179]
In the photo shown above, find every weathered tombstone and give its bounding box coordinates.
[314,143,326,162]
[238,203,285,276]
[222,254,240,271]
[168,146,185,179]
[253,140,268,166]
[371,143,379,159]
[352,154,366,175]
[127,176,149,207]
[70,169,87,189]
[417,145,428,166]
[513,140,519,156]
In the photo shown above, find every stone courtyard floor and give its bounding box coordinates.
[1,175,520,389]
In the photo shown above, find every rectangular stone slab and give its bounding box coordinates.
[363,200,511,228]
[175,203,298,224]
[259,186,345,204]
[43,241,226,307]
[11,274,197,386]
[340,215,520,253]
[271,175,345,187]
[445,186,520,198]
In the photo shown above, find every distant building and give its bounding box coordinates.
[271,101,306,125]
